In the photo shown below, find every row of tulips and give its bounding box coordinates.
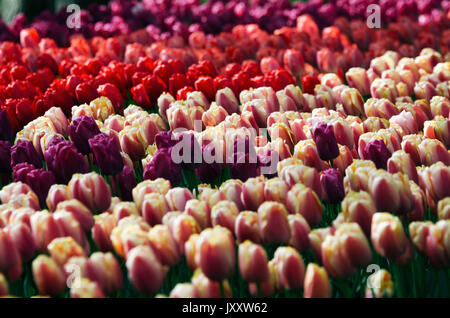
[0,8,449,133]
[0,0,449,45]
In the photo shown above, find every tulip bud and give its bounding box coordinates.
[46,184,71,212]
[202,104,228,127]
[68,172,111,213]
[364,139,392,170]
[263,178,289,204]
[148,224,180,267]
[184,233,199,271]
[288,214,311,252]
[67,116,101,155]
[30,211,63,252]
[171,214,200,254]
[418,138,450,166]
[32,255,66,296]
[88,252,123,294]
[88,133,124,175]
[219,179,244,211]
[320,168,345,204]
[240,176,265,211]
[91,213,115,252]
[279,163,324,198]
[364,98,399,120]
[235,211,261,244]
[112,202,139,222]
[5,222,36,261]
[414,81,437,101]
[371,213,408,260]
[53,211,88,253]
[401,134,424,166]
[197,226,236,281]
[346,67,370,96]
[238,240,270,283]
[273,246,305,290]
[191,268,232,298]
[293,139,328,171]
[418,162,450,202]
[119,125,147,161]
[387,150,418,184]
[322,223,372,278]
[430,96,450,118]
[55,199,94,232]
[308,228,331,262]
[341,191,375,235]
[48,236,85,266]
[258,201,291,244]
[424,220,450,268]
[126,245,165,295]
[0,229,21,272]
[368,170,414,215]
[365,269,394,298]
[165,187,195,212]
[286,184,323,226]
[304,263,331,298]
[248,260,277,297]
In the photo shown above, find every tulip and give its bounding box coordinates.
[44,107,69,136]
[10,139,42,168]
[263,178,289,204]
[240,176,265,211]
[48,236,85,266]
[346,67,370,96]
[70,278,105,298]
[304,263,331,298]
[414,81,437,101]
[184,199,210,229]
[371,213,408,260]
[88,133,123,175]
[283,49,305,78]
[119,125,147,161]
[92,213,116,252]
[88,252,123,294]
[288,214,311,252]
[169,282,200,298]
[273,246,305,290]
[215,87,239,115]
[112,202,139,222]
[417,138,450,166]
[126,245,165,295]
[286,184,323,226]
[320,168,345,204]
[210,200,239,234]
[32,255,66,296]
[311,122,339,161]
[369,170,414,215]
[143,148,182,186]
[55,199,93,232]
[279,163,324,198]
[430,96,450,118]
[68,172,112,213]
[293,139,328,171]
[364,139,392,170]
[191,268,232,298]
[364,98,399,120]
[165,187,194,212]
[238,240,269,283]
[46,184,71,212]
[341,191,376,236]
[387,150,419,184]
[67,116,101,155]
[53,211,88,253]
[104,115,125,133]
[184,234,199,271]
[170,214,200,254]
[140,193,167,226]
[202,104,228,127]
[437,198,450,220]
[365,269,394,298]
[315,85,335,109]
[322,223,372,278]
[401,134,424,166]
[235,211,261,244]
[219,179,244,211]
[418,162,450,202]
[5,222,36,261]
[197,226,236,281]
[424,220,450,268]
[370,78,398,102]
[30,211,63,252]
[117,165,137,202]
[424,117,450,148]
[258,201,291,244]
[0,229,21,272]
[276,91,297,112]
[44,140,88,183]
[148,225,180,267]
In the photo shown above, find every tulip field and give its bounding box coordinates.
[0,0,450,299]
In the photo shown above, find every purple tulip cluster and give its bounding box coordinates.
[1,0,448,46]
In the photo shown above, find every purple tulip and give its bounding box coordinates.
[11,140,42,168]
[44,140,88,183]
[229,152,257,182]
[117,165,137,201]
[196,161,222,183]
[155,131,180,149]
[143,148,182,186]
[177,133,202,170]
[13,162,35,183]
[26,168,56,206]
[67,116,101,155]
[0,141,11,173]
[0,109,12,141]
[312,122,339,161]
[364,139,392,170]
[320,168,345,204]
[88,133,123,175]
